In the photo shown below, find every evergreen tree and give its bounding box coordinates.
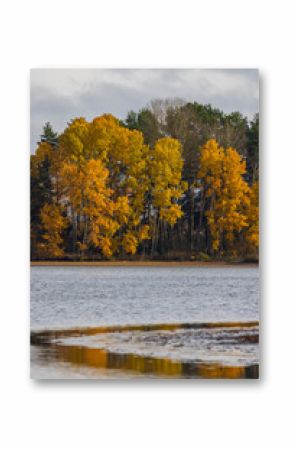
[125,108,162,147]
[246,113,259,182]
[40,122,58,148]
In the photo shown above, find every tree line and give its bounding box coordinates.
[31,99,259,261]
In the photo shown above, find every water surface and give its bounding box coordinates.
[31,266,259,330]
[30,266,259,379]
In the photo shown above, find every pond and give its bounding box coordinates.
[30,266,259,379]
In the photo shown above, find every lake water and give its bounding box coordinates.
[30,266,259,379]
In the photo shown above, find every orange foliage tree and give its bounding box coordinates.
[57,115,150,256]
[59,159,130,257]
[37,203,67,258]
[198,139,258,257]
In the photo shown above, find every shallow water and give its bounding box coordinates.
[30,266,259,379]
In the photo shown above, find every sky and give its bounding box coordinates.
[30,68,259,152]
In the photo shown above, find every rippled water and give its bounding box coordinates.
[30,266,259,379]
[31,266,259,330]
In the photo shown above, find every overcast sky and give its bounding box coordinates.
[30,69,259,152]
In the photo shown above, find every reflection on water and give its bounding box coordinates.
[31,321,259,379]
[46,344,258,379]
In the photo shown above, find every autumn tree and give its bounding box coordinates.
[148,137,186,255]
[36,203,67,259]
[243,181,259,258]
[58,114,150,256]
[124,101,251,253]
[198,139,250,256]
[59,158,131,257]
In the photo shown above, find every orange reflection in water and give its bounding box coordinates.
[49,342,258,379]
[31,321,259,379]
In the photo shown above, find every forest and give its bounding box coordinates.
[30,99,259,262]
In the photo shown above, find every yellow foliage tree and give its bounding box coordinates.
[58,115,149,255]
[30,142,53,177]
[60,159,130,258]
[37,203,67,258]
[198,139,250,255]
[243,181,259,256]
[149,138,185,221]
[148,137,186,253]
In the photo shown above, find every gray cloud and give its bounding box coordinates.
[30,69,259,152]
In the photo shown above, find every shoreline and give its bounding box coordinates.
[31,320,259,339]
[31,260,258,268]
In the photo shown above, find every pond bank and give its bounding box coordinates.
[31,260,258,268]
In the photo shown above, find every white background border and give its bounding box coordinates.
[0,1,289,447]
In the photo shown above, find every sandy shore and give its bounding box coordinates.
[31,260,258,268]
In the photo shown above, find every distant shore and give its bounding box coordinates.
[31,260,258,268]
